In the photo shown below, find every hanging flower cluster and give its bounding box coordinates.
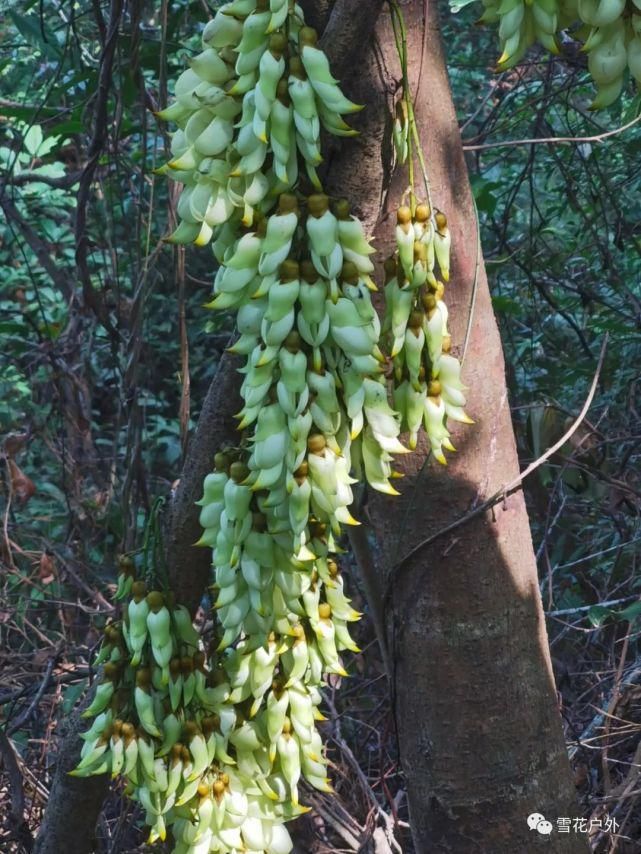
[188,184,407,849]
[74,550,308,853]
[73,1,472,851]
[382,200,472,463]
[156,0,360,247]
[474,0,641,108]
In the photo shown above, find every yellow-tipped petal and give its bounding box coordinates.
[373,480,401,495]
[296,544,317,561]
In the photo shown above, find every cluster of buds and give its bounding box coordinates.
[73,4,408,852]
[186,178,406,851]
[157,0,361,245]
[383,202,472,463]
[198,448,361,663]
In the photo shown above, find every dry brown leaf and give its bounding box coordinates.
[3,432,29,457]
[37,553,56,585]
[8,459,36,504]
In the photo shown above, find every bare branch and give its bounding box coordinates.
[2,169,82,190]
[74,0,124,341]
[463,112,641,151]
[546,595,639,619]
[389,334,608,590]
[8,658,55,736]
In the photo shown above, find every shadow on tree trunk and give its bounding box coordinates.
[369,464,587,852]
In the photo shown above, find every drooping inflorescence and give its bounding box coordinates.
[383,201,472,463]
[73,2,472,851]
[156,0,361,247]
[473,0,641,108]
[74,551,312,852]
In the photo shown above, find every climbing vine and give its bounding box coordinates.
[71,1,470,852]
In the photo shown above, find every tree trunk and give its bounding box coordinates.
[319,2,588,851]
[33,686,110,854]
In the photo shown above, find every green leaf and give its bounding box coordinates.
[47,119,85,136]
[37,135,61,157]
[62,683,86,715]
[23,124,43,156]
[38,481,70,506]
[587,605,613,627]
[491,295,522,315]
[30,162,67,179]
[617,601,641,622]
[622,96,641,124]
[0,102,60,123]
[8,10,62,59]
[470,175,500,215]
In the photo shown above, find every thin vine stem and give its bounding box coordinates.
[388,0,433,212]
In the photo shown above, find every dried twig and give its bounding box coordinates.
[546,595,639,618]
[7,658,55,736]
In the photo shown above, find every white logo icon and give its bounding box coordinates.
[527,813,553,835]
